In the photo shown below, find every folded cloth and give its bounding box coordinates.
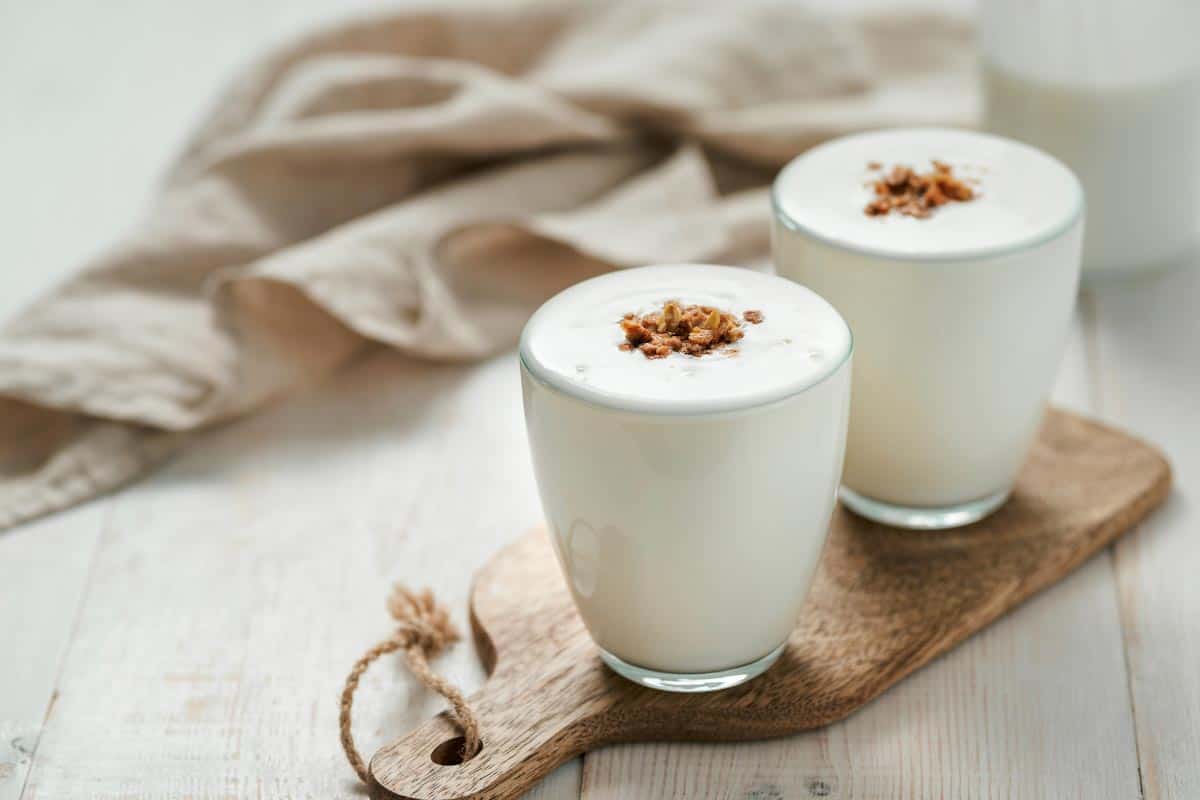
[0,0,975,530]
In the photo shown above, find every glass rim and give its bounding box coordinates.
[770,128,1086,264]
[518,332,853,420]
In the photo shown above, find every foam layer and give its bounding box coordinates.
[519,265,852,415]
[773,128,1082,259]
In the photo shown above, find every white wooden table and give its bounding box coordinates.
[2,2,1197,798]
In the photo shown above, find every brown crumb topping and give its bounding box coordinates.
[619,302,764,359]
[864,160,975,219]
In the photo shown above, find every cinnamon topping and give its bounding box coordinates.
[864,161,976,219]
[619,302,764,359]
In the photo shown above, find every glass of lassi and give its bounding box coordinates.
[772,128,1083,530]
[520,264,852,691]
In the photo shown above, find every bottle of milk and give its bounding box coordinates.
[979,0,1200,282]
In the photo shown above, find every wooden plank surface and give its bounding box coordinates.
[17,352,579,799]
[1,0,1195,798]
[578,315,1146,800]
[1089,267,1200,800]
[0,507,106,800]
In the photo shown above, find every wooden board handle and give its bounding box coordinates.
[370,653,615,800]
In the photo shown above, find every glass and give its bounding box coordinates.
[772,128,1083,530]
[519,267,852,691]
[980,0,1200,281]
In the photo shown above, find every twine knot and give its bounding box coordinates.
[387,586,460,654]
[339,585,481,785]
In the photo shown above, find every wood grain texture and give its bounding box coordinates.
[576,313,1147,800]
[1088,264,1200,799]
[371,407,1171,800]
[16,352,578,800]
[0,506,106,800]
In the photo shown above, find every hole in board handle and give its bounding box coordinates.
[430,736,482,766]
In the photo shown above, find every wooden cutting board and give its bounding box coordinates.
[370,408,1170,800]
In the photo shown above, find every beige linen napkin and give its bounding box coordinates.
[0,0,975,530]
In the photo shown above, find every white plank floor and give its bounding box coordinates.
[1090,271,1200,800]
[1,1,1196,798]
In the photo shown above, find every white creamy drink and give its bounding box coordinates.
[980,1,1200,281]
[520,264,851,691]
[773,128,1083,529]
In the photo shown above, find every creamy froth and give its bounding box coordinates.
[773,128,1082,259]
[519,264,852,415]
